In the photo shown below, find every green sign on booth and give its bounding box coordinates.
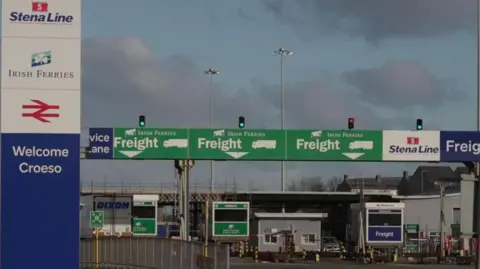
[212,202,249,237]
[132,218,156,235]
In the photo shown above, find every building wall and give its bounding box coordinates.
[80,195,133,237]
[400,194,460,236]
[255,218,322,252]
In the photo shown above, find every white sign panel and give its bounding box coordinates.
[382,131,440,161]
[1,38,81,90]
[365,202,405,209]
[2,0,81,39]
[1,89,80,134]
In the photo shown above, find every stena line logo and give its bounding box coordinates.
[9,2,74,25]
[389,136,439,154]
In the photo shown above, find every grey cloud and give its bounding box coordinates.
[81,38,414,190]
[342,60,464,109]
[263,0,475,43]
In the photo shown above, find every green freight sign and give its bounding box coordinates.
[113,128,188,159]
[132,218,156,235]
[189,129,285,160]
[212,202,249,237]
[286,130,382,161]
[87,128,383,161]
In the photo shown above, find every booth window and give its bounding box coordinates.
[264,228,278,244]
[301,234,316,245]
[264,234,278,244]
[453,207,460,225]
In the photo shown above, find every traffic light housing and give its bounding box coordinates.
[238,116,245,128]
[348,117,354,130]
[139,115,146,127]
[416,119,423,130]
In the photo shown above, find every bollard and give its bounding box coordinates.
[254,247,259,263]
[316,250,320,263]
[239,241,244,258]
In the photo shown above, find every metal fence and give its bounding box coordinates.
[80,237,229,269]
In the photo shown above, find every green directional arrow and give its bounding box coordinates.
[188,129,285,160]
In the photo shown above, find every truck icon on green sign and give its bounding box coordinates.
[163,139,188,148]
[349,141,373,150]
[252,140,276,149]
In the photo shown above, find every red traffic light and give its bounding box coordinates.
[348,117,354,130]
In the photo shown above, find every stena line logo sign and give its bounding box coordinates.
[9,2,74,25]
[382,131,440,161]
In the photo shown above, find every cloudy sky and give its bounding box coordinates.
[81,0,476,191]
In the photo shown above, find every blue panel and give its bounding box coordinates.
[1,134,80,269]
[87,128,113,159]
[440,131,480,162]
[367,227,403,243]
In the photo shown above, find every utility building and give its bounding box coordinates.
[250,212,328,252]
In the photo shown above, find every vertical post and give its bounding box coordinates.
[205,201,209,257]
[440,183,445,259]
[280,53,285,194]
[209,75,215,192]
[95,227,99,269]
[476,0,480,266]
[184,163,190,241]
[179,168,184,240]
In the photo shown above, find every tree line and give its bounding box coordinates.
[286,176,342,192]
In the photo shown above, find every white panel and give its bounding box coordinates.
[1,38,81,90]
[382,131,440,161]
[1,89,80,134]
[2,0,81,39]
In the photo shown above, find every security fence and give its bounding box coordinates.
[80,237,229,269]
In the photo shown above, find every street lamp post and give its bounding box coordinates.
[273,48,293,193]
[204,68,219,192]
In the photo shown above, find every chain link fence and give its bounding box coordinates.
[80,237,229,269]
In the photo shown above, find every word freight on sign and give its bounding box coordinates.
[367,227,403,242]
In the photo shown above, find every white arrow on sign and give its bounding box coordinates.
[225,152,249,159]
[342,152,364,160]
[119,150,143,158]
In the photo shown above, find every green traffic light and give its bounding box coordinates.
[140,122,145,127]
[239,123,245,128]
[417,125,422,130]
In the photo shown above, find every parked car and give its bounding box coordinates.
[322,236,341,252]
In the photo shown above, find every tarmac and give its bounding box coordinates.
[230,257,475,269]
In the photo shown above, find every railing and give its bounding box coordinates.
[81,181,238,194]
[80,237,229,269]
